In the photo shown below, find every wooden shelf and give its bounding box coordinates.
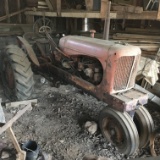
[25,10,160,20]
[25,10,117,19]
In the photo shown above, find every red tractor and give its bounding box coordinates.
[0,32,154,156]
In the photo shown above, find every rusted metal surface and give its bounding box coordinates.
[17,36,40,66]
[90,30,96,38]
[41,62,148,112]
[24,34,147,112]
[59,36,141,94]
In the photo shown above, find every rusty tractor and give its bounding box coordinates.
[0,31,154,156]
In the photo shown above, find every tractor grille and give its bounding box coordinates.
[113,56,136,91]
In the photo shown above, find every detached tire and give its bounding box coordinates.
[0,45,34,101]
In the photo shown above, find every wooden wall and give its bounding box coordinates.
[0,0,26,23]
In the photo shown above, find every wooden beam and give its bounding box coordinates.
[101,0,109,17]
[112,5,143,14]
[5,0,10,22]
[157,0,160,19]
[0,8,26,22]
[25,10,160,20]
[17,0,21,23]
[25,10,117,18]
[57,0,61,16]
[116,11,158,20]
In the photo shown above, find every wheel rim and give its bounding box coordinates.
[99,107,139,156]
[102,117,125,146]
[134,106,154,148]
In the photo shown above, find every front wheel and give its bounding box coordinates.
[0,45,34,101]
[99,107,139,156]
[134,106,154,148]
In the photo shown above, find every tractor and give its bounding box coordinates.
[0,31,154,156]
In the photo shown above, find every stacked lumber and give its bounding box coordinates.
[111,3,143,13]
[112,30,160,59]
[38,0,54,11]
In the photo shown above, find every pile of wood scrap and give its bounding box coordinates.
[111,3,143,13]
[112,29,160,59]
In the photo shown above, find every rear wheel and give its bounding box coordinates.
[99,107,139,156]
[0,45,34,101]
[134,106,154,148]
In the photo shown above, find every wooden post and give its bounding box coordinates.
[17,0,21,23]
[5,0,10,23]
[101,0,109,17]
[57,0,61,16]
[74,18,77,32]
[157,0,160,19]
[26,15,34,24]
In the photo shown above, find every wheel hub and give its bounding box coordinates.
[103,118,124,145]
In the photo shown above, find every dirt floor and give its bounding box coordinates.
[0,72,159,160]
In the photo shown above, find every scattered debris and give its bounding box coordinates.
[84,121,98,135]
[40,77,46,84]
[1,150,10,159]
[150,128,160,156]
[83,155,111,160]
[0,103,34,160]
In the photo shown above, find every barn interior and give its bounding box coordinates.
[0,0,160,160]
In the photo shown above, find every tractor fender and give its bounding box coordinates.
[17,36,40,67]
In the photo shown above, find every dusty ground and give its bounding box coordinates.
[0,73,158,160]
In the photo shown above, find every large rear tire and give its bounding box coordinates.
[0,45,34,101]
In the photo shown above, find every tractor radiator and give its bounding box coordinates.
[113,55,140,91]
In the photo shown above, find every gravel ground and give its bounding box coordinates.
[0,73,159,160]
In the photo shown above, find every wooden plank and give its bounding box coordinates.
[25,10,159,20]
[85,0,94,11]
[25,10,117,18]
[125,27,160,34]
[17,0,21,23]
[45,0,54,11]
[157,0,160,19]
[38,1,47,6]
[0,104,32,135]
[116,11,158,20]
[57,0,61,16]
[5,0,10,22]
[0,8,26,22]
[38,6,48,9]
[101,0,109,17]
[5,99,37,108]
[112,5,143,13]
[113,33,160,40]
